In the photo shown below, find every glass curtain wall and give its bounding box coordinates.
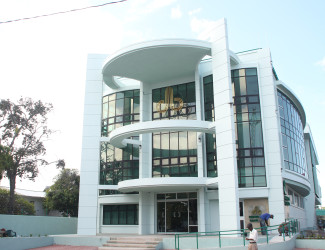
[102,90,140,136]
[100,90,140,185]
[152,82,198,177]
[232,68,266,187]
[277,90,307,176]
[152,82,196,120]
[203,75,217,177]
[100,140,139,185]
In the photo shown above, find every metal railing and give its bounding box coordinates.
[174,219,299,249]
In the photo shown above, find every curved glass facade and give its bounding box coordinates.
[152,82,196,120]
[152,82,198,177]
[152,131,197,177]
[277,90,307,176]
[100,140,139,185]
[100,90,140,185]
[102,90,140,136]
[232,68,266,187]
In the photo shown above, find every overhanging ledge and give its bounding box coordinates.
[102,39,212,89]
[118,177,210,192]
[106,120,215,148]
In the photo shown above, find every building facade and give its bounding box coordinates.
[77,19,321,235]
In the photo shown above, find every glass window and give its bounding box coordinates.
[103,205,138,225]
[203,75,214,122]
[152,132,198,178]
[100,140,139,185]
[152,82,196,120]
[232,68,266,188]
[277,90,307,177]
[102,90,140,137]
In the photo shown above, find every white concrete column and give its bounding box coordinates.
[195,65,205,178]
[198,188,207,232]
[211,19,240,231]
[139,191,155,234]
[139,82,152,179]
[257,49,285,225]
[78,54,106,235]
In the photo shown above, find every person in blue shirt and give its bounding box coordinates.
[259,213,274,235]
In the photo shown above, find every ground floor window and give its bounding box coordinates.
[103,204,138,225]
[157,192,198,233]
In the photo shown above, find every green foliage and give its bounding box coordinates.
[0,188,35,215]
[0,97,65,214]
[44,169,79,217]
[0,145,13,180]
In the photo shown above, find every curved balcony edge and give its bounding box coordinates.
[283,169,311,197]
[117,177,215,192]
[107,120,215,148]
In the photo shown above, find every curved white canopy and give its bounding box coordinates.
[102,39,212,89]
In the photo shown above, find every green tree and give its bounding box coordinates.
[0,145,13,181]
[0,98,65,214]
[0,188,35,215]
[44,169,79,217]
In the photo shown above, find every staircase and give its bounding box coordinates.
[99,236,162,250]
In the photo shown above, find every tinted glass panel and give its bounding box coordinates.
[152,132,197,177]
[103,205,138,225]
[232,68,266,188]
[102,90,140,137]
[277,90,307,177]
[152,82,196,120]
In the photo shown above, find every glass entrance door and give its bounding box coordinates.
[157,192,198,233]
[166,201,188,232]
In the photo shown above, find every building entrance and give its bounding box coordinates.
[157,192,198,233]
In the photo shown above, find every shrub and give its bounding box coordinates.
[0,188,35,215]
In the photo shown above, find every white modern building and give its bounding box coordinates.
[77,19,321,235]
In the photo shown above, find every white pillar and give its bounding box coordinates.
[78,54,106,235]
[139,82,152,179]
[195,65,205,178]
[211,19,240,231]
[139,191,155,234]
[257,49,285,225]
[198,188,207,232]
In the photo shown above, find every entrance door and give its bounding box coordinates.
[166,201,188,232]
[157,192,198,233]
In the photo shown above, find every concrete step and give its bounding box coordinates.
[101,236,162,250]
[108,240,160,244]
[110,237,161,241]
[103,243,158,248]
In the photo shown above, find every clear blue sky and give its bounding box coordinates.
[0,0,324,202]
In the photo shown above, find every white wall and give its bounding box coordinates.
[0,214,77,236]
[255,48,285,225]
[304,136,317,229]
[78,54,107,235]
[289,206,307,229]
[208,199,220,232]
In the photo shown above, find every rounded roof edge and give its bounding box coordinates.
[103,38,212,69]
[102,39,212,89]
[276,80,306,128]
